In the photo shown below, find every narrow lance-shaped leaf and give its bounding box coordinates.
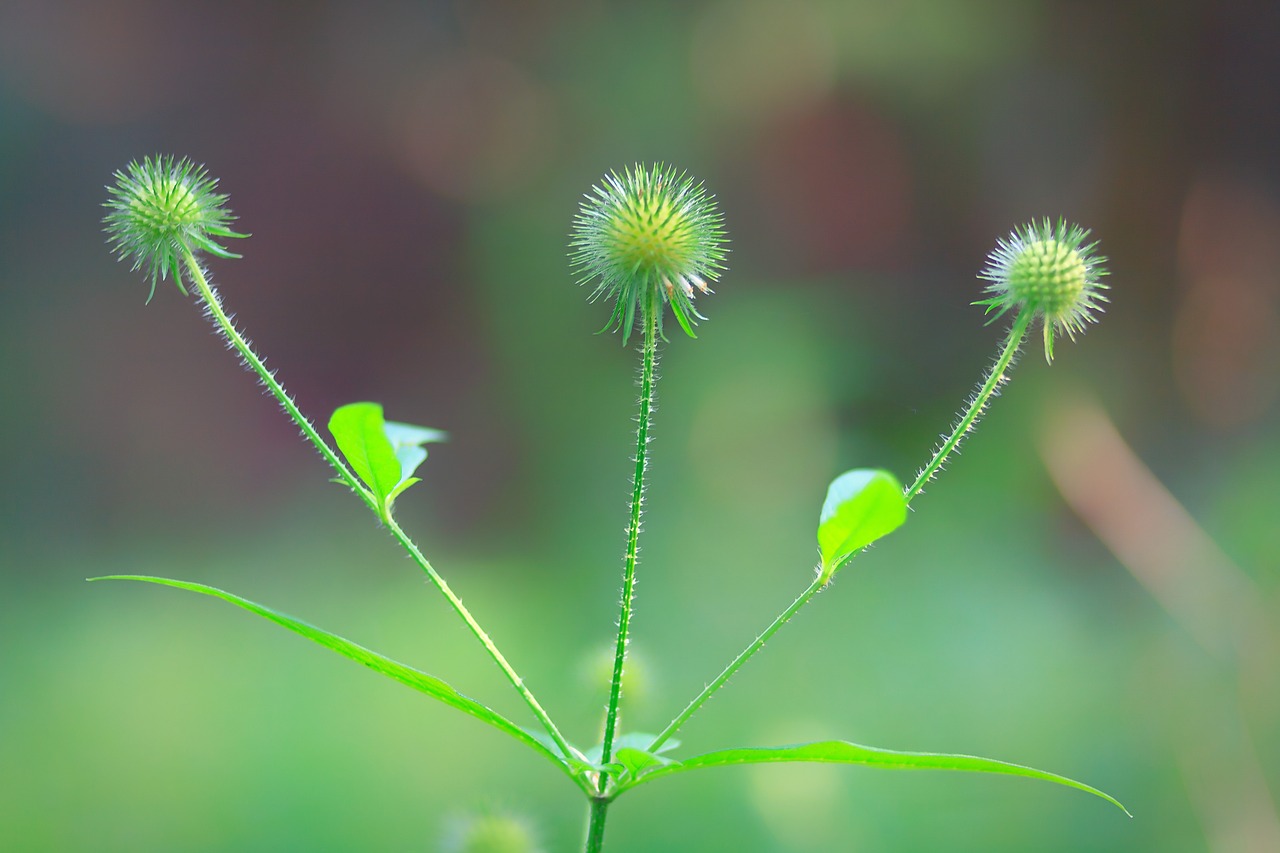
[88,575,580,787]
[614,740,1130,815]
[817,469,907,579]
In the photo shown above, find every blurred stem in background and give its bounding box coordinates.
[1041,394,1280,850]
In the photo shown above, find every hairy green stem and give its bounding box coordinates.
[905,310,1031,504]
[647,574,825,753]
[600,289,660,782]
[179,244,374,512]
[179,244,578,773]
[647,312,1035,752]
[383,517,579,771]
[584,798,610,853]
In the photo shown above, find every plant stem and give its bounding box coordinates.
[179,244,579,772]
[646,312,1036,753]
[384,517,579,770]
[584,797,610,853]
[904,310,1031,505]
[179,243,374,513]
[600,289,660,779]
[647,574,825,753]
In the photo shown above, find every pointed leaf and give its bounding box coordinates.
[328,402,402,504]
[384,420,447,484]
[384,419,448,451]
[328,404,446,511]
[614,746,675,780]
[393,446,428,486]
[88,575,575,782]
[386,476,421,505]
[615,740,1129,814]
[817,469,907,575]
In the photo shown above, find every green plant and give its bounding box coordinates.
[99,156,1123,851]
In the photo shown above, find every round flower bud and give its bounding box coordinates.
[103,155,248,302]
[976,219,1108,362]
[570,163,728,343]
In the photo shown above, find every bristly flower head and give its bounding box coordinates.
[570,163,728,344]
[104,155,249,302]
[976,219,1108,363]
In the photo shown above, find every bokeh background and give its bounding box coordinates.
[2,1,1278,850]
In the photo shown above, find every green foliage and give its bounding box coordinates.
[582,733,680,779]
[327,402,445,518]
[817,469,908,580]
[614,740,1131,815]
[100,155,1123,851]
[88,575,578,785]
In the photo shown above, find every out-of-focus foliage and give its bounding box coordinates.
[2,1,1278,850]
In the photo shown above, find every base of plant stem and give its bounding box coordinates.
[585,797,610,853]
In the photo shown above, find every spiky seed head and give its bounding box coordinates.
[976,219,1108,362]
[570,163,728,344]
[103,155,249,302]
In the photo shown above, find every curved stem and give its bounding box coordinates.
[179,246,579,774]
[647,574,825,753]
[179,244,374,513]
[584,798,610,853]
[905,310,1032,505]
[600,289,660,779]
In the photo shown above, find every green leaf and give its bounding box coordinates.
[88,575,576,783]
[817,469,907,576]
[583,733,680,781]
[384,419,448,451]
[613,746,675,780]
[384,419,447,483]
[386,476,421,506]
[615,740,1130,815]
[328,402,401,503]
[328,403,445,512]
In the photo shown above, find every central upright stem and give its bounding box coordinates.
[600,288,660,783]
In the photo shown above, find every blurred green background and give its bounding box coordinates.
[2,1,1278,850]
